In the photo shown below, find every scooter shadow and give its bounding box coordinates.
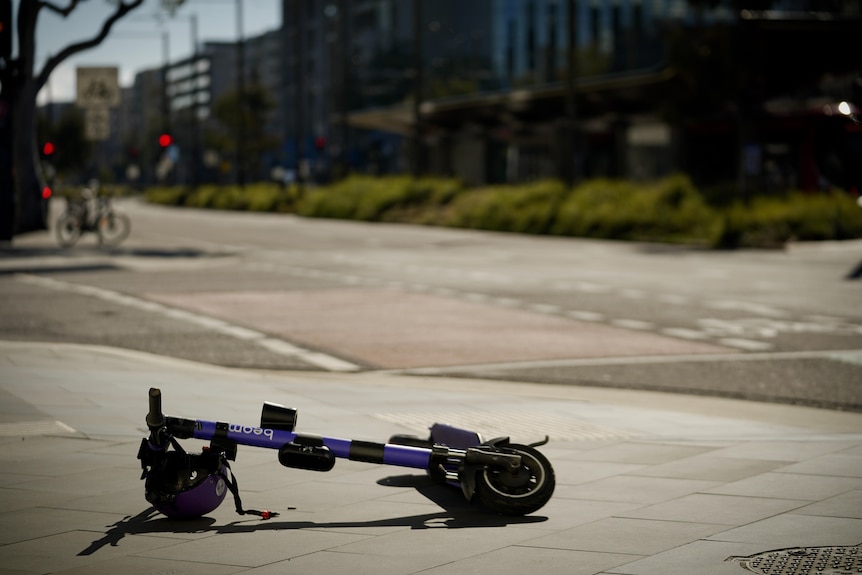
[79,474,548,556]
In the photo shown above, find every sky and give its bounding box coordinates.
[31,0,282,106]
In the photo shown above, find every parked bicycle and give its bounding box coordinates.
[55,184,131,248]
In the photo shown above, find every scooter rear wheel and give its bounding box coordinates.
[475,443,554,515]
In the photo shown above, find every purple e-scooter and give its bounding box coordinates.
[138,388,555,519]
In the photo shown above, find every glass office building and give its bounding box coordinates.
[335,0,860,191]
[117,1,862,191]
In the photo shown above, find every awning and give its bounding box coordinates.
[345,67,680,136]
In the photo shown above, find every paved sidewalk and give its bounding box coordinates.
[0,341,861,575]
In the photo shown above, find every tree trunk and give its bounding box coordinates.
[0,87,14,242]
[8,0,46,235]
[3,0,145,238]
[12,77,46,235]
[0,0,12,240]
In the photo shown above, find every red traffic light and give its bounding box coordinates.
[314,136,327,150]
[42,141,55,156]
[158,133,173,148]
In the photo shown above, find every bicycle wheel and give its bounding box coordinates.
[55,213,82,248]
[97,211,130,246]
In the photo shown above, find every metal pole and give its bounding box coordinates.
[236,0,246,188]
[162,31,170,135]
[161,31,173,185]
[189,13,199,189]
[338,0,349,178]
[564,0,579,187]
[294,0,304,194]
[412,0,423,178]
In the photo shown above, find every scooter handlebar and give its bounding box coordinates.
[146,387,166,429]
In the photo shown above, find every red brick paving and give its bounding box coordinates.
[148,288,732,369]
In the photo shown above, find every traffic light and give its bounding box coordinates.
[314,136,327,151]
[41,141,55,158]
[158,133,173,148]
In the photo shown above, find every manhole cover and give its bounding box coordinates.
[728,544,861,574]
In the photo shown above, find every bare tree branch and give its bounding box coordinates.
[36,0,145,93]
[41,0,81,17]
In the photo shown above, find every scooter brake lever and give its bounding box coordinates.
[528,435,550,448]
[465,446,522,472]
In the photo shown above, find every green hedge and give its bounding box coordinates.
[550,175,720,244]
[145,175,862,249]
[715,191,862,248]
[295,175,461,221]
[146,183,294,213]
[443,180,568,234]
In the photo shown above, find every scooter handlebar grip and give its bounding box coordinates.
[146,387,166,428]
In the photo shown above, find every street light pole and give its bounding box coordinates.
[293,0,304,195]
[338,0,348,178]
[412,0,423,178]
[235,0,245,188]
[189,13,199,189]
[564,0,579,187]
[162,31,171,138]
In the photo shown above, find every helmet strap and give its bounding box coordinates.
[220,459,279,520]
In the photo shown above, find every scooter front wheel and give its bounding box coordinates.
[475,444,555,515]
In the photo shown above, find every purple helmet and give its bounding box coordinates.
[145,448,228,519]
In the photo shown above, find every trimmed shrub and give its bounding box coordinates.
[550,175,719,244]
[145,183,291,212]
[715,191,862,247]
[551,176,706,243]
[447,180,568,234]
[144,176,862,249]
[145,186,187,206]
[295,175,462,221]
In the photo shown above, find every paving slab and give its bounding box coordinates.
[618,492,809,525]
[1,341,862,574]
[606,540,767,575]
[793,489,862,518]
[706,513,862,547]
[526,517,729,556]
[555,474,722,505]
[630,453,790,482]
[705,471,862,500]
